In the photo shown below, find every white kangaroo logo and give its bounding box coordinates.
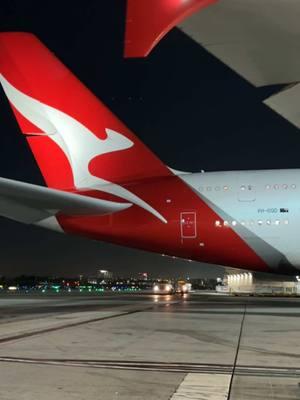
[0,74,167,223]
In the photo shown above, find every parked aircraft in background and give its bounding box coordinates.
[124,0,300,130]
[0,32,299,276]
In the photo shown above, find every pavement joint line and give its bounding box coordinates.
[227,303,247,400]
[0,307,153,345]
[0,299,183,345]
[0,357,232,373]
[0,357,299,378]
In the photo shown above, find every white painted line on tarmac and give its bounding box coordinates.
[171,373,231,400]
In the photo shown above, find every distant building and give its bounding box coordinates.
[97,269,113,280]
[138,272,148,281]
[220,268,300,295]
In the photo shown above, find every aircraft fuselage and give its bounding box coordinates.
[54,169,300,275]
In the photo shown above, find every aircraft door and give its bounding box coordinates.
[180,212,197,239]
[237,172,257,202]
[238,173,256,202]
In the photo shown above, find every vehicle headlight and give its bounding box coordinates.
[154,285,159,291]
[165,285,171,291]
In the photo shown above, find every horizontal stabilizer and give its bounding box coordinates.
[264,84,300,130]
[0,178,131,224]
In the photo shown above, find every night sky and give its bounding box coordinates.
[0,1,299,278]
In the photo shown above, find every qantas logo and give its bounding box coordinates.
[0,74,167,223]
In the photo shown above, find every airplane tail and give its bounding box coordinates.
[0,32,171,192]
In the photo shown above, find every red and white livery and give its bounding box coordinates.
[0,33,299,275]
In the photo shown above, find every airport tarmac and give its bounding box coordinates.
[0,292,300,399]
